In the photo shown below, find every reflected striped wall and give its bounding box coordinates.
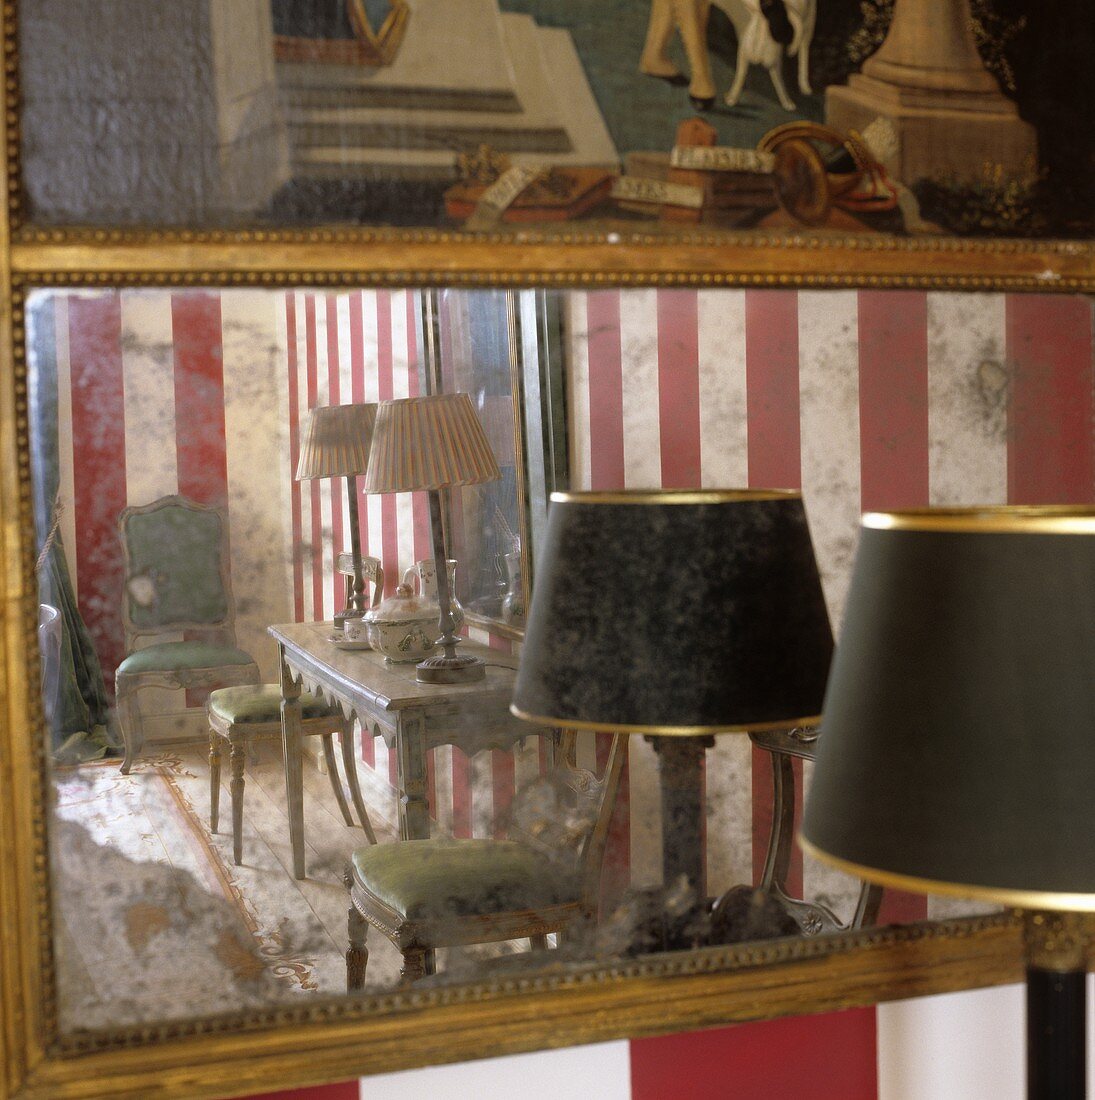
[41,286,1095,914]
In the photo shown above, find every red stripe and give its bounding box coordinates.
[358,719,375,770]
[745,291,801,489]
[745,290,803,898]
[326,296,345,618]
[858,290,930,924]
[631,1008,878,1100]
[488,633,515,837]
[1007,295,1095,504]
[657,289,702,487]
[858,290,930,509]
[286,294,305,623]
[304,296,324,619]
[172,293,228,508]
[376,291,400,597]
[586,290,626,491]
[68,294,128,689]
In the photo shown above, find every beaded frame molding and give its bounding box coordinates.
[1,3,1087,1098]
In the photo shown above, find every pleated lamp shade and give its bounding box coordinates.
[295,404,377,480]
[364,394,501,494]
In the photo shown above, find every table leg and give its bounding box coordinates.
[395,714,431,841]
[279,645,306,879]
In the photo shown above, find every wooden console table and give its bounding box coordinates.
[269,622,543,879]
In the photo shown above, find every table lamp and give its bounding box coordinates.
[364,393,501,684]
[295,403,377,632]
[511,489,834,919]
[801,506,1095,1100]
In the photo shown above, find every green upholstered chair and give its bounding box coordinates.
[114,495,260,774]
[346,733,627,988]
[207,684,376,865]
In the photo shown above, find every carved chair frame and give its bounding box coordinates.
[2,2,1091,1097]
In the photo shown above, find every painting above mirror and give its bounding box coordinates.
[17,1,1093,239]
[29,284,1093,1038]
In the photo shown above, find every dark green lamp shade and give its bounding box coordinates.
[801,508,1095,910]
[511,489,834,734]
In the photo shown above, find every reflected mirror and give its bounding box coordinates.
[30,284,1090,1037]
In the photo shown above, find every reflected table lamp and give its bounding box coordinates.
[801,507,1095,1100]
[511,489,834,928]
[365,393,501,684]
[295,403,377,632]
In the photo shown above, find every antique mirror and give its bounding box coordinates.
[5,1,1093,1098]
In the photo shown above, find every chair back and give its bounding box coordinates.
[38,603,62,725]
[336,551,384,608]
[118,495,238,647]
[506,733,628,910]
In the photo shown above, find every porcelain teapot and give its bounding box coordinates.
[363,582,438,663]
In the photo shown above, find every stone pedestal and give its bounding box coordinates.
[22,0,290,224]
[826,0,1036,186]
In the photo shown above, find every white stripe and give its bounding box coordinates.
[432,744,454,834]
[877,985,1027,1100]
[221,290,288,680]
[798,290,863,918]
[698,289,749,487]
[119,291,184,719]
[798,291,862,630]
[356,1039,632,1100]
[469,749,493,838]
[361,294,385,568]
[928,293,1008,506]
[619,289,661,488]
[52,294,78,598]
[121,291,178,505]
[565,292,592,490]
[295,292,314,623]
[704,735,753,895]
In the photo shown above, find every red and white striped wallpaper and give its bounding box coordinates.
[38,286,1094,1098]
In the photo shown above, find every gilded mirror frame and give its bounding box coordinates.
[4,2,1093,1097]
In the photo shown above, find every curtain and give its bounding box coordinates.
[28,292,117,762]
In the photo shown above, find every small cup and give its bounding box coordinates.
[342,615,370,645]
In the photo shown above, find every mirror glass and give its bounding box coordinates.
[32,283,1092,1036]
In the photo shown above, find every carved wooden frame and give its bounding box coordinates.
[2,3,1091,1098]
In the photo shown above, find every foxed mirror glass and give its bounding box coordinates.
[29,284,1093,1038]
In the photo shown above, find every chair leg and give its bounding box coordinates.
[116,688,144,775]
[346,903,369,992]
[229,740,246,865]
[400,947,429,986]
[530,933,549,951]
[340,720,377,844]
[209,728,222,833]
[320,732,355,827]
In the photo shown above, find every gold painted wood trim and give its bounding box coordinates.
[9,237,1095,291]
[863,506,1095,535]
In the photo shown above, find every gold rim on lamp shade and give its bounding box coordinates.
[798,836,1095,913]
[863,505,1095,535]
[509,704,824,737]
[295,403,378,480]
[364,393,502,494]
[550,488,802,506]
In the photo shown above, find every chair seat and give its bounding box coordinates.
[209,684,339,725]
[117,641,256,676]
[351,838,581,921]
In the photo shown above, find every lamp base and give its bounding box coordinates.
[416,652,486,684]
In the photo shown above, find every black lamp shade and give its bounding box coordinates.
[802,508,1095,910]
[511,489,834,734]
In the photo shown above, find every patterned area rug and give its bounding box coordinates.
[51,749,396,1034]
